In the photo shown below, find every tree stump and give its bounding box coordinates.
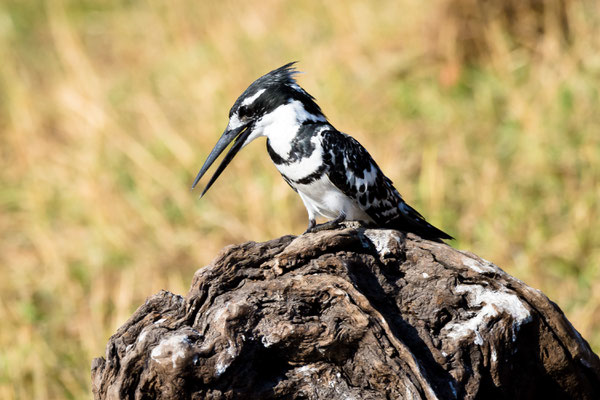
[91,227,600,399]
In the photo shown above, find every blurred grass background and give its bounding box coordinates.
[1,0,599,398]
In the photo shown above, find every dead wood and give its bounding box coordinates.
[92,227,600,399]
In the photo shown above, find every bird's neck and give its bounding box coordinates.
[255,100,328,159]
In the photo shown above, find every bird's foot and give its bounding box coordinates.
[303,219,317,234]
[304,214,346,234]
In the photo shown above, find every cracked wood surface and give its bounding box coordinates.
[92,227,600,399]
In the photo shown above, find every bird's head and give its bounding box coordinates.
[192,62,325,196]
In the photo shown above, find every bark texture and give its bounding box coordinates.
[92,227,600,399]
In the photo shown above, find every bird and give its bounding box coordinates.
[192,62,453,241]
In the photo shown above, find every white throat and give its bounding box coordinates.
[245,100,326,156]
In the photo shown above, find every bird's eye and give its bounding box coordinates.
[238,105,251,119]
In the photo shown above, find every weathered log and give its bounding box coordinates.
[91,226,600,399]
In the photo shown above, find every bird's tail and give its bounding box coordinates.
[388,202,453,242]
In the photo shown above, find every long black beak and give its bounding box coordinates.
[191,124,251,197]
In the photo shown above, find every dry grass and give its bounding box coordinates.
[1,0,599,398]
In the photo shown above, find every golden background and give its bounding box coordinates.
[1,0,598,398]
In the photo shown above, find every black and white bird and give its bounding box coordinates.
[192,63,452,241]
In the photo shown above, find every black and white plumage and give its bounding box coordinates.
[192,63,452,241]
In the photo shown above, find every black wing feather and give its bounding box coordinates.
[321,130,452,241]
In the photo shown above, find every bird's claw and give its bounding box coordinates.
[304,214,346,234]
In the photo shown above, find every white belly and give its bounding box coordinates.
[294,175,374,222]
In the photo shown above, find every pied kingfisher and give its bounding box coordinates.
[192,63,452,241]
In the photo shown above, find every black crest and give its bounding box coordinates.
[231,62,324,118]
[255,62,300,87]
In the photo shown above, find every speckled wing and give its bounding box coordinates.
[321,130,453,240]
